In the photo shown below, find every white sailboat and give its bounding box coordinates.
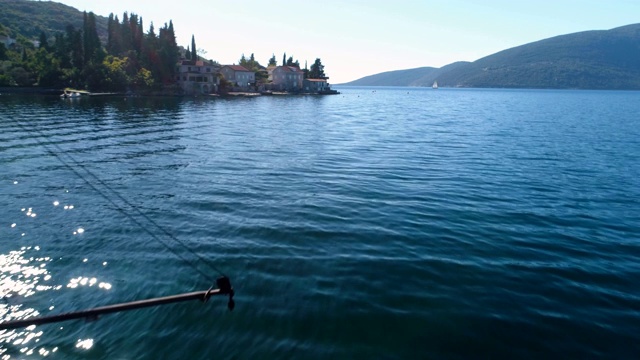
[432,81,438,89]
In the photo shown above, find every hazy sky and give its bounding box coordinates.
[52,0,640,83]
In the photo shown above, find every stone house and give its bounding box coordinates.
[269,66,304,91]
[304,78,329,93]
[176,60,219,95]
[219,65,255,89]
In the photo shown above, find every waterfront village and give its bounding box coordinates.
[0,18,339,97]
[176,53,339,97]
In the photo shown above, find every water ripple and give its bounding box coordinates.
[0,90,639,358]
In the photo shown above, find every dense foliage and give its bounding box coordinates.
[1,0,334,92]
[238,53,267,83]
[0,0,108,41]
[308,58,326,79]
[0,3,179,91]
[100,13,178,91]
[268,54,277,66]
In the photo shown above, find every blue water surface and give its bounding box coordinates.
[0,87,639,359]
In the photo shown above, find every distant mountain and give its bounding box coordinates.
[342,24,640,90]
[344,66,437,87]
[0,0,108,41]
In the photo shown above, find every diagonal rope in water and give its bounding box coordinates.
[12,117,227,284]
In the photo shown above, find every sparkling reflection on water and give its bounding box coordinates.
[1,179,110,358]
[1,89,639,358]
[0,246,58,358]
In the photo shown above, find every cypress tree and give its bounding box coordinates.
[83,11,101,64]
[82,11,88,62]
[39,31,48,50]
[191,35,197,61]
[121,12,132,53]
[135,16,144,54]
[107,13,114,53]
[157,21,178,83]
[66,24,83,70]
[0,43,7,61]
[107,14,123,55]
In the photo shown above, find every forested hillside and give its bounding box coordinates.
[0,0,180,92]
[343,24,640,90]
[0,0,107,40]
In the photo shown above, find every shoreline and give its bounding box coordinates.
[0,87,340,97]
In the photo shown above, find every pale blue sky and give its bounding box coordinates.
[52,0,640,83]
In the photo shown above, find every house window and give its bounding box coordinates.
[206,68,211,72]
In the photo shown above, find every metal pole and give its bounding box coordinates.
[0,277,234,331]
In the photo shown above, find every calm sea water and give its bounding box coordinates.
[0,87,639,359]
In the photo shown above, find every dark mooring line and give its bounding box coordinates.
[0,277,234,331]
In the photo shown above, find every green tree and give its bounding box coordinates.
[102,55,129,91]
[141,21,160,87]
[53,33,71,68]
[134,67,154,89]
[38,58,65,87]
[107,13,123,55]
[268,54,276,66]
[286,56,299,68]
[10,67,32,86]
[0,60,12,86]
[0,43,7,61]
[120,12,133,53]
[238,52,262,72]
[157,20,178,84]
[65,24,83,70]
[30,48,64,87]
[308,58,326,79]
[134,15,144,55]
[38,31,49,51]
[84,61,109,91]
[191,35,197,61]
[83,11,103,65]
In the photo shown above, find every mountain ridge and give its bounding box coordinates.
[341,24,640,90]
[0,0,109,42]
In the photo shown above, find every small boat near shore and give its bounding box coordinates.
[60,91,82,99]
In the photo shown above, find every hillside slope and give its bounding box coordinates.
[0,0,108,41]
[342,24,640,89]
[342,67,437,87]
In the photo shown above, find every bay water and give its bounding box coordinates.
[1,87,639,359]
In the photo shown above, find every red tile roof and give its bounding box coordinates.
[224,65,251,72]
[178,60,207,66]
[272,66,304,73]
[287,66,303,73]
